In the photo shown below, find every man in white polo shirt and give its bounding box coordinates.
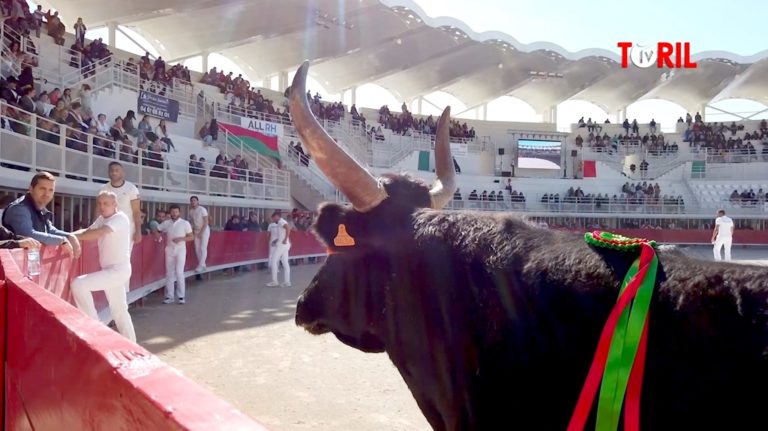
[71,191,136,342]
[154,204,194,304]
[711,209,735,262]
[100,162,142,294]
[100,162,142,246]
[188,195,210,273]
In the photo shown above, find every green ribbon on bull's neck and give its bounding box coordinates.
[595,251,657,431]
[568,231,659,431]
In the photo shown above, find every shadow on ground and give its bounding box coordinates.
[131,263,317,354]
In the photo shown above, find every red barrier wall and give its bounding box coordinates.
[0,230,324,431]
[32,230,326,311]
[1,251,267,431]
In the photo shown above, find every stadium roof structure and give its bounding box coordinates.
[44,0,768,114]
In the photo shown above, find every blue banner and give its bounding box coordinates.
[137,90,179,122]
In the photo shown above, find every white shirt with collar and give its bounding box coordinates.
[100,181,139,233]
[90,211,131,269]
[157,217,192,250]
[188,205,209,232]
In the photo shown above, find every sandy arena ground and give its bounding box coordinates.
[131,246,768,431]
[131,264,431,431]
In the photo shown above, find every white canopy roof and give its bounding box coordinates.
[43,0,768,113]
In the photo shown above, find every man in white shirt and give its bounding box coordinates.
[711,209,735,262]
[267,211,291,287]
[154,204,194,304]
[188,195,210,273]
[71,191,136,342]
[100,162,143,246]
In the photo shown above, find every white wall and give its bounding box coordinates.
[89,87,142,122]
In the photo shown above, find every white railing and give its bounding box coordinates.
[446,199,691,215]
[278,138,337,199]
[0,102,289,201]
[704,149,768,164]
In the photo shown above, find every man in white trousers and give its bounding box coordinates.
[100,161,142,291]
[71,191,136,342]
[188,195,210,273]
[154,204,194,304]
[711,209,735,262]
[267,211,291,287]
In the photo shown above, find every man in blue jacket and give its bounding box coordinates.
[2,171,80,257]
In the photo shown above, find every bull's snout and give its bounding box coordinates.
[295,294,309,326]
[295,293,330,335]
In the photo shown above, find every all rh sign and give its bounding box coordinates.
[618,42,697,69]
[240,117,283,137]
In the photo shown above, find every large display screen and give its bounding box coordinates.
[516,139,562,169]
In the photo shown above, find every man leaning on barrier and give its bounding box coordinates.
[2,171,81,257]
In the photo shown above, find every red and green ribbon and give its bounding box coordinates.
[568,231,658,431]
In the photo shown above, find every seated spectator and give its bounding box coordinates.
[136,114,152,145]
[188,154,204,175]
[224,214,244,231]
[109,116,127,139]
[61,88,72,106]
[199,120,213,145]
[155,119,176,151]
[17,85,35,114]
[0,76,19,104]
[34,91,51,117]
[94,113,110,136]
[65,101,89,131]
[123,110,138,139]
[49,99,68,123]
[17,66,33,91]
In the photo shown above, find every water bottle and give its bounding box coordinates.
[27,249,41,277]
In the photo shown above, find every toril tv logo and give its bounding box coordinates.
[618,42,697,69]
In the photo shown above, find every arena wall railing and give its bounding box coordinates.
[0,230,325,430]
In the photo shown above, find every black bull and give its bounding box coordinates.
[296,196,768,430]
[286,61,768,430]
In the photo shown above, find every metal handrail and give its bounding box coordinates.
[0,101,289,201]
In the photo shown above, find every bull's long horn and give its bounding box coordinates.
[429,107,456,209]
[288,61,386,212]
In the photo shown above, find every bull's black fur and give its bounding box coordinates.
[297,174,768,431]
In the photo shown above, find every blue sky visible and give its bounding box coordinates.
[411,0,768,57]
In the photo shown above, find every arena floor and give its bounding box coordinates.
[132,264,431,431]
[132,247,768,431]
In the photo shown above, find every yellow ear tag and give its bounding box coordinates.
[333,224,355,247]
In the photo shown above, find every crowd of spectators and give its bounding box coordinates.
[539,182,684,213]
[188,150,265,192]
[0,58,187,184]
[377,104,476,139]
[450,179,526,209]
[120,52,192,96]
[221,208,315,233]
[201,68,289,122]
[684,119,768,161]
[575,128,677,159]
[729,188,767,207]
[576,117,610,133]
